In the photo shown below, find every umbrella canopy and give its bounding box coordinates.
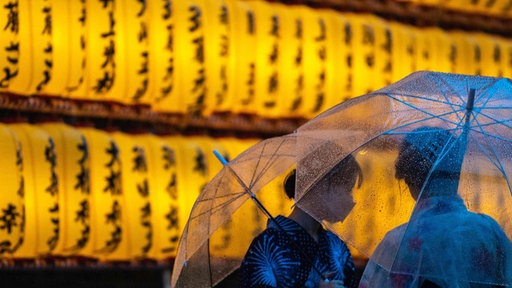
[294,71,512,286]
[171,71,512,287]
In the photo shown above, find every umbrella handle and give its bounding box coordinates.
[213,149,229,165]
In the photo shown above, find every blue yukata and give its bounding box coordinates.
[240,215,357,288]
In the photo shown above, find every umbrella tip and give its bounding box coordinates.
[466,88,476,111]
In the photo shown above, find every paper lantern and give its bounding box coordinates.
[245,0,282,118]
[166,136,210,238]
[174,0,207,115]
[110,131,152,260]
[148,0,175,111]
[230,1,258,115]
[38,123,91,256]
[346,13,375,97]
[78,128,126,260]
[8,124,58,258]
[276,4,305,117]
[199,0,233,115]
[425,27,454,73]
[0,1,22,93]
[0,124,24,257]
[366,15,392,91]
[85,0,125,101]
[2,0,48,95]
[134,134,179,259]
[137,134,181,260]
[389,22,415,83]
[65,0,88,98]
[473,33,502,77]
[499,37,512,78]
[300,6,331,117]
[414,26,434,72]
[325,11,351,106]
[451,31,477,75]
[118,0,151,104]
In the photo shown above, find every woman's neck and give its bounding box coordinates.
[288,207,321,242]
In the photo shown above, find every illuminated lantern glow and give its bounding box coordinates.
[367,15,392,91]
[200,0,233,115]
[8,124,59,258]
[148,0,175,111]
[0,124,24,257]
[230,1,257,115]
[325,11,349,106]
[451,31,477,75]
[500,37,512,78]
[174,0,207,115]
[85,0,125,101]
[78,128,126,260]
[110,131,152,260]
[276,4,305,117]
[346,13,375,97]
[474,33,502,77]
[425,27,454,73]
[38,123,90,256]
[137,134,181,260]
[65,0,88,98]
[414,26,434,72]
[247,0,281,118]
[300,6,330,118]
[0,0,22,93]
[389,22,416,83]
[45,0,70,96]
[119,0,151,104]
[6,0,51,95]
[168,137,210,239]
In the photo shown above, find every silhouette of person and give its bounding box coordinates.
[240,154,363,288]
[359,126,512,287]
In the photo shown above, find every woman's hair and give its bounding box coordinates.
[395,126,453,192]
[284,154,362,199]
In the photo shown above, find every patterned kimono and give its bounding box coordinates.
[359,196,512,288]
[240,215,357,288]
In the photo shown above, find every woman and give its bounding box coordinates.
[359,126,512,288]
[239,154,363,288]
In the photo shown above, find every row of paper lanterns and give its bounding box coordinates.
[0,0,511,120]
[400,0,512,18]
[0,122,274,261]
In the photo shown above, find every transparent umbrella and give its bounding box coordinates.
[294,71,512,287]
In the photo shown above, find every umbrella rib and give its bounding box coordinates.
[190,191,247,220]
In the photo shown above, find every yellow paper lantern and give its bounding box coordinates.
[4,0,50,95]
[425,27,454,73]
[276,4,305,117]
[118,0,151,104]
[0,1,22,92]
[65,0,88,98]
[85,0,125,101]
[325,11,351,106]
[451,31,477,75]
[367,15,392,91]
[171,136,211,235]
[148,0,175,111]
[499,37,512,78]
[245,0,282,118]
[346,13,375,97]
[199,0,233,115]
[300,6,331,117]
[414,26,434,72]
[474,33,502,77]
[110,131,152,260]
[137,134,181,260]
[389,22,416,83]
[0,124,24,257]
[8,124,59,258]
[230,0,258,115]
[38,123,91,256]
[79,127,126,260]
[174,0,207,115]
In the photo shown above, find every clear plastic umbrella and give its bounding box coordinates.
[172,71,512,287]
